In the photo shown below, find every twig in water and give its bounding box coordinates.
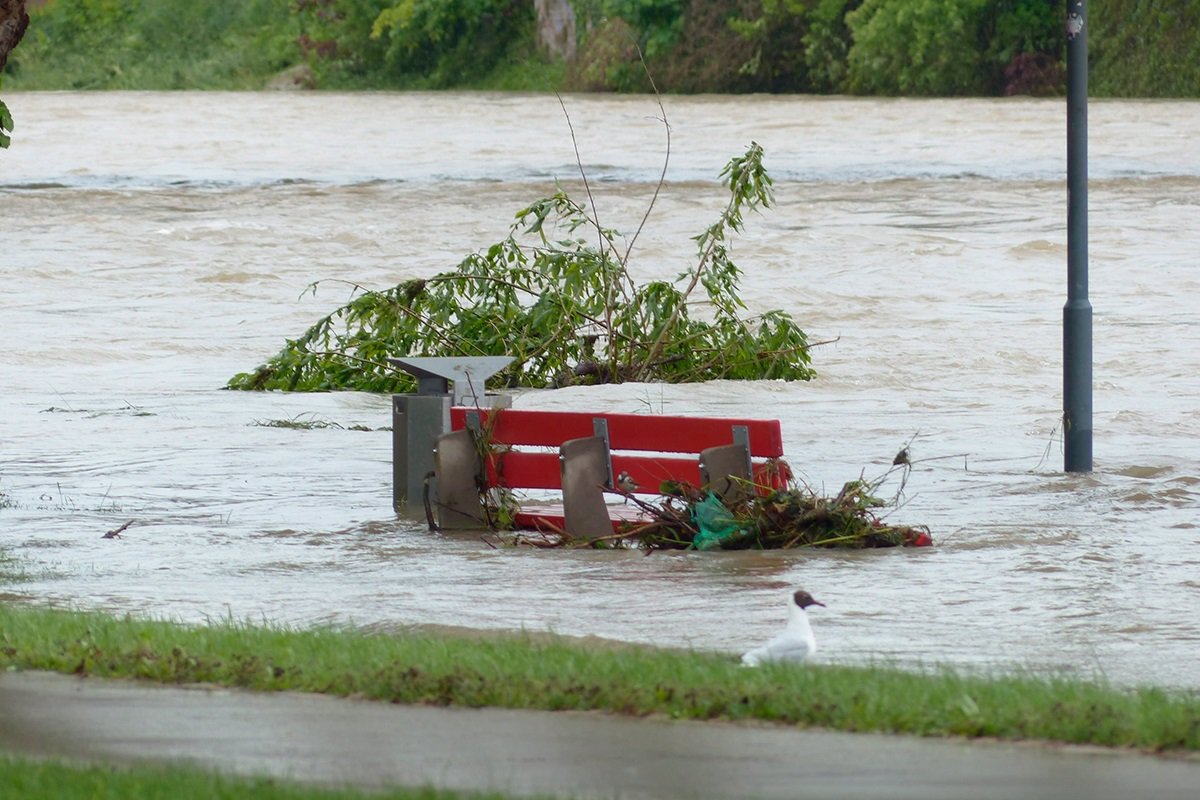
[606,486,694,531]
[1035,418,1064,471]
[621,40,671,269]
[555,92,608,263]
[910,453,970,466]
[103,520,133,539]
[577,531,634,548]
[528,517,571,542]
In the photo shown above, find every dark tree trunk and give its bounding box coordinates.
[0,0,30,70]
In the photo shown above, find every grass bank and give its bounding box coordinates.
[2,603,1199,753]
[3,0,560,92]
[5,0,1197,96]
[0,755,518,800]
[6,0,302,90]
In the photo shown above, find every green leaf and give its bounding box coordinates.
[0,100,12,149]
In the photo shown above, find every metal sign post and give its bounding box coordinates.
[1064,0,1093,472]
[387,356,513,514]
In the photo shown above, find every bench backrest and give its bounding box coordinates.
[449,407,787,492]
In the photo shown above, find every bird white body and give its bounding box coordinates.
[741,590,821,667]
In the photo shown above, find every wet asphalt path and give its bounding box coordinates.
[2,671,1198,799]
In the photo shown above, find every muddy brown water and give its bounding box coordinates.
[2,92,1200,688]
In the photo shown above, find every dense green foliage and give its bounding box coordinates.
[1090,0,1200,96]
[6,0,299,89]
[294,0,552,88]
[6,603,1200,751]
[4,0,1197,96]
[846,0,991,95]
[229,143,815,393]
[838,0,1073,96]
[801,0,860,92]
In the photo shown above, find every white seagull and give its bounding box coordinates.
[741,589,825,667]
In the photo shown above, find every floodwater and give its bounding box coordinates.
[2,92,1199,688]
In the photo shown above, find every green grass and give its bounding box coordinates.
[7,0,302,90]
[5,0,562,93]
[3,603,1199,753]
[466,58,566,93]
[5,0,1197,96]
[0,755,521,800]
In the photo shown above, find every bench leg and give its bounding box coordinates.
[560,435,614,539]
[432,429,486,529]
[699,443,753,505]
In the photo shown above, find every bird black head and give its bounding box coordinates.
[792,589,825,609]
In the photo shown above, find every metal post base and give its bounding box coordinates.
[392,395,451,515]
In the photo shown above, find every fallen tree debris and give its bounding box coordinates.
[480,467,932,552]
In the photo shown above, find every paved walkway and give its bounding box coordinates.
[2,670,1199,799]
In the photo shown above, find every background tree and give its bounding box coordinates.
[845,0,991,96]
[0,0,29,148]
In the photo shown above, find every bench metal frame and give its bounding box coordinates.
[431,407,790,537]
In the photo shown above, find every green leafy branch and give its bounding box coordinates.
[229,109,814,394]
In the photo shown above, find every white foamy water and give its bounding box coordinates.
[2,91,1200,687]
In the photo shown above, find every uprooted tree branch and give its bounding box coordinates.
[228,97,816,394]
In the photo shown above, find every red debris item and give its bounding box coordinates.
[903,528,934,547]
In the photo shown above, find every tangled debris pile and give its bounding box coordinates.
[485,468,932,552]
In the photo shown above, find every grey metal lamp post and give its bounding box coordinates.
[1064,0,1092,472]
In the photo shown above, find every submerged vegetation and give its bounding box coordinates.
[4,0,1197,97]
[249,414,379,431]
[6,0,300,90]
[600,476,930,550]
[228,140,815,394]
[479,457,932,550]
[5,604,1200,753]
[0,545,28,583]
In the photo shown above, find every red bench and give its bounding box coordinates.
[430,407,792,538]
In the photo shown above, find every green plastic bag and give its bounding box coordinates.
[691,492,745,551]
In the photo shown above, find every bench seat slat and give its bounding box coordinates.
[484,452,704,491]
[452,407,785,457]
[515,503,650,534]
[485,451,788,494]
